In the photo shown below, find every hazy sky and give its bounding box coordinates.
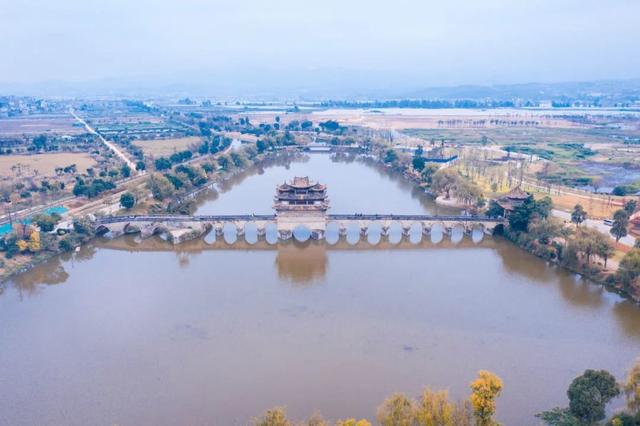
[2,0,640,91]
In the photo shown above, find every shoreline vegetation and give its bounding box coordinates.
[1,119,639,306]
[251,358,640,426]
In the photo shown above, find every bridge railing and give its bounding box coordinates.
[95,213,503,224]
[328,214,503,222]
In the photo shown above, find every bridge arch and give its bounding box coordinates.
[95,224,110,236]
[325,221,340,245]
[408,222,423,244]
[222,223,238,244]
[264,222,278,245]
[430,222,445,244]
[471,224,485,244]
[243,222,258,245]
[450,223,466,244]
[386,221,403,245]
[203,226,217,244]
[345,222,361,245]
[123,223,141,235]
[292,224,312,242]
[366,222,383,245]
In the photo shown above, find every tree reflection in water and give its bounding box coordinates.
[11,255,70,297]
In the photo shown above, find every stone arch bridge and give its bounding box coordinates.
[94,214,504,244]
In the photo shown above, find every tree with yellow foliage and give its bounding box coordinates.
[253,406,291,426]
[28,231,41,252]
[415,388,454,426]
[336,419,371,426]
[305,411,328,426]
[16,239,29,253]
[625,357,640,414]
[470,370,503,426]
[376,393,416,426]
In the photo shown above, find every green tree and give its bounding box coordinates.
[230,151,247,168]
[508,196,536,232]
[508,196,553,232]
[120,164,131,178]
[32,213,60,232]
[148,173,175,201]
[624,358,640,414]
[421,164,440,185]
[536,407,580,426]
[486,200,505,218]
[535,196,554,220]
[384,149,398,164]
[120,192,135,209]
[376,393,416,426]
[611,209,630,242]
[412,156,426,172]
[155,157,172,170]
[217,154,232,170]
[617,249,640,292]
[135,160,146,171]
[58,238,73,252]
[567,369,620,424]
[528,219,562,245]
[571,204,587,227]
[431,168,459,199]
[596,235,615,269]
[624,199,638,216]
[574,227,610,265]
[32,134,47,150]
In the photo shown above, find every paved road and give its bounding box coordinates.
[552,209,636,246]
[70,110,142,174]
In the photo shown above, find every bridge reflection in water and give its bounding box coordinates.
[96,233,499,286]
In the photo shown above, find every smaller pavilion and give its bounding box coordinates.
[496,187,531,216]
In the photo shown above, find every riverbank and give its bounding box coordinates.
[2,147,638,308]
[503,227,638,304]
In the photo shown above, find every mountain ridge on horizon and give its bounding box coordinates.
[1,72,639,103]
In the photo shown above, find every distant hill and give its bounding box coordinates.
[404,79,640,103]
[1,71,639,104]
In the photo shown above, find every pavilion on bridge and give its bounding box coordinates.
[274,177,329,213]
[274,177,329,234]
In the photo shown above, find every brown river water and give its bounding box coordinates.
[1,153,639,425]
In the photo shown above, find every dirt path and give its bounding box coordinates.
[70,110,142,174]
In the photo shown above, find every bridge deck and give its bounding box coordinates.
[95,214,503,224]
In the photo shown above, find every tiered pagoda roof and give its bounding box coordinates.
[496,187,530,211]
[274,177,329,213]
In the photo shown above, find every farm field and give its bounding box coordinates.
[0,115,84,135]
[132,136,202,156]
[0,153,96,177]
[310,108,582,130]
